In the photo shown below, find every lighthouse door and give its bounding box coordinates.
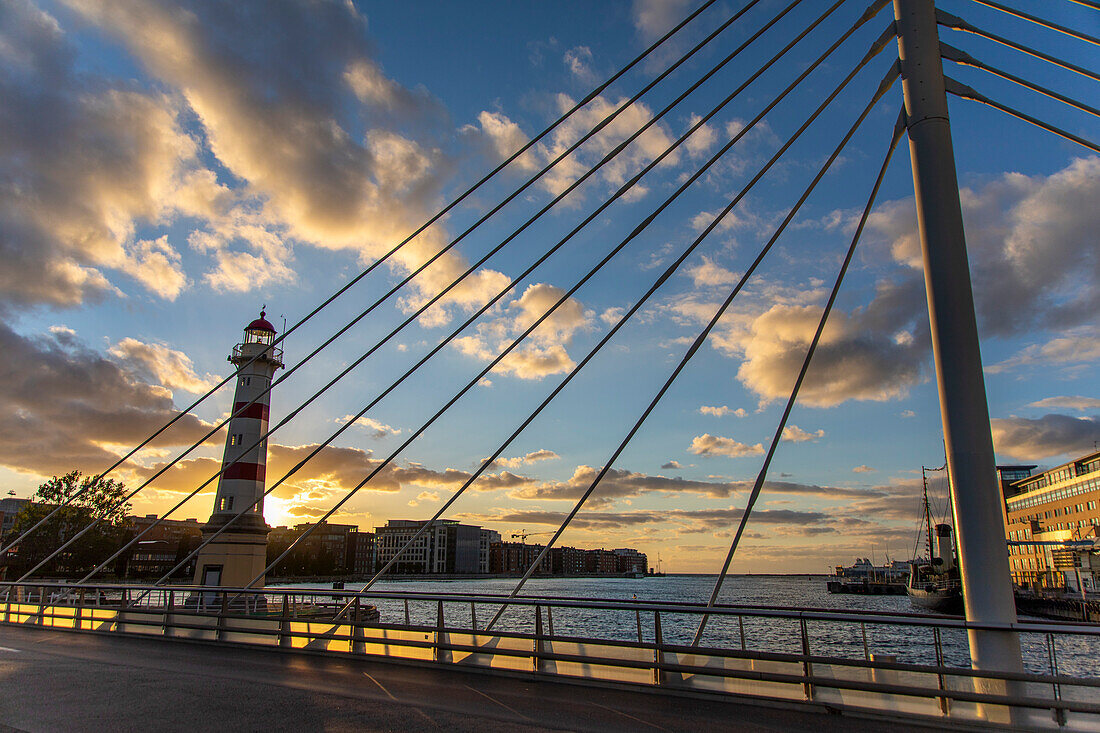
[200,565,222,609]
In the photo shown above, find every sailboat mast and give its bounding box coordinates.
[923,468,935,563]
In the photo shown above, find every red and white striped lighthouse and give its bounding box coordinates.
[194,309,284,589]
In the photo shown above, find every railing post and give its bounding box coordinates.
[893,0,1023,704]
[435,600,446,664]
[861,622,869,661]
[279,595,291,648]
[546,605,554,637]
[533,604,544,674]
[162,590,173,637]
[403,598,410,626]
[635,608,643,643]
[352,596,366,655]
[470,601,477,632]
[934,626,950,716]
[1048,632,1065,726]
[739,616,746,651]
[216,592,229,642]
[800,617,814,701]
[653,611,665,687]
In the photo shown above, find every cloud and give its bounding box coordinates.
[1027,396,1100,411]
[687,257,740,288]
[987,327,1100,374]
[0,0,215,311]
[725,279,928,408]
[632,0,693,41]
[661,460,682,470]
[453,283,590,379]
[0,321,219,477]
[467,92,676,202]
[699,405,746,418]
[563,46,596,83]
[781,425,824,443]
[458,505,828,532]
[66,0,517,324]
[853,465,875,473]
[871,157,1100,337]
[109,338,217,395]
[491,449,560,469]
[336,416,402,439]
[509,465,883,505]
[992,414,1100,460]
[687,433,764,458]
[900,410,916,418]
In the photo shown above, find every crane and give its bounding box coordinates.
[511,529,553,543]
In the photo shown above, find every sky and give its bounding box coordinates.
[2,0,1098,574]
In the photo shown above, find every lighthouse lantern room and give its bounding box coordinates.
[194,309,284,589]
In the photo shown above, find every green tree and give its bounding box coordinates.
[8,471,132,577]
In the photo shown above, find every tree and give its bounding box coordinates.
[8,471,132,577]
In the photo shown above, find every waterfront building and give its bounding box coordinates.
[347,530,376,575]
[124,515,203,578]
[613,548,648,574]
[0,497,30,543]
[374,519,489,574]
[194,310,284,589]
[585,549,619,575]
[551,546,587,575]
[1002,449,1100,591]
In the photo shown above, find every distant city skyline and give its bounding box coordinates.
[1,0,1098,574]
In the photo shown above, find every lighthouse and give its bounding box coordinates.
[194,309,284,589]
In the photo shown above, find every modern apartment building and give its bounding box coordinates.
[1002,449,1100,592]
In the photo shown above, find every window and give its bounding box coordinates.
[218,495,234,511]
[243,377,251,386]
[229,434,243,446]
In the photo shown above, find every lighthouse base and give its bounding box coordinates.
[193,524,271,590]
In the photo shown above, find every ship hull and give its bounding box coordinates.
[907,586,964,615]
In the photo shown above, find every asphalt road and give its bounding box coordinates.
[0,625,931,732]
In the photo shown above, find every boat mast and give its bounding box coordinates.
[923,468,935,564]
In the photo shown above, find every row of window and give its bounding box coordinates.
[1006,477,1100,512]
[1012,557,1043,571]
[240,376,270,388]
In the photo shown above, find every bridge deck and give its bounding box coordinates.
[0,625,946,732]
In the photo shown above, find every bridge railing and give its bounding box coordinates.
[2,581,1099,729]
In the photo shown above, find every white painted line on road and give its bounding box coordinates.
[0,646,22,653]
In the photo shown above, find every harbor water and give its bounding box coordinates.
[281,574,1100,678]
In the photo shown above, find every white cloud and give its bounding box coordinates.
[492,449,560,469]
[109,337,217,395]
[781,425,824,443]
[336,416,402,439]
[661,460,682,469]
[699,405,746,418]
[1028,396,1100,412]
[687,433,765,458]
[853,465,875,473]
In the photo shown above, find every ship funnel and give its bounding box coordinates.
[934,524,954,572]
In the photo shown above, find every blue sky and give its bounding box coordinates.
[1,0,1098,572]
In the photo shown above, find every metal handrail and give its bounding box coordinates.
[5,580,1099,636]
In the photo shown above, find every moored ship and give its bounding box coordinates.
[907,466,963,614]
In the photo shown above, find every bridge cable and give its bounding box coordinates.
[693,111,905,646]
[945,77,1100,153]
[203,2,894,598]
[78,0,833,589]
[940,43,1100,119]
[937,9,1100,84]
[1066,0,1100,10]
[81,0,827,589]
[21,4,787,583]
[334,21,899,616]
[0,0,726,560]
[484,59,902,633]
[968,0,1100,47]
